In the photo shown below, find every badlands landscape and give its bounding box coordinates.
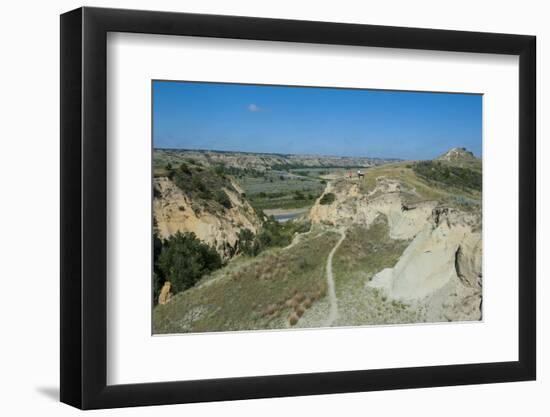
[152,147,482,334]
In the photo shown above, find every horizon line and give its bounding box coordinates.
[153,146,481,161]
[153,146,408,161]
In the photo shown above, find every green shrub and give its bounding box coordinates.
[214,190,232,209]
[319,193,336,205]
[153,185,161,199]
[152,232,165,303]
[236,228,258,256]
[179,162,191,175]
[214,164,226,177]
[293,190,305,200]
[238,218,312,257]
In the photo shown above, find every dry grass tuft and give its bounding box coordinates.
[285,298,299,308]
[265,304,277,316]
[294,293,305,303]
[295,305,305,317]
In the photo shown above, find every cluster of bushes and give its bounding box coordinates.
[164,162,234,211]
[215,165,266,179]
[257,191,286,199]
[235,228,258,256]
[293,190,306,200]
[319,192,336,205]
[213,189,232,209]
[254,190,318,203]
[271,163,309,171]
[412,161,482,191]
[271,163,369,170]
[153,231,223,303]
[236,218,311,257]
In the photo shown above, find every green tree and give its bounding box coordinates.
[319,193,336,205]
[152,232,165,303]
[237,228,257,256]
[158,232,222,294]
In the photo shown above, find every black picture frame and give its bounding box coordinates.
[60,6,536,410]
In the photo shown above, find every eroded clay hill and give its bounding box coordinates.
[308,162,482,323]
[154,176,262,259]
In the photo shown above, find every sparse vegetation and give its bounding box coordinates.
[333,217,409,282]
[331,217,419,325]
[213,189,232,209]
[158,159,238,213]
[412,161,482,191]
[153,228,339,333]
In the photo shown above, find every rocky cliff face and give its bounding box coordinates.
[154,177,262,259]
[309,177,437,239]
[369,207,482,321]
[436,147,477,162]
[308,176,482,322]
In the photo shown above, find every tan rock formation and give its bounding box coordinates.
[158,281,172,305]
[308,176,482,322]
[369,207,482,321]
[309,177,436,240]
[153,177,262,259]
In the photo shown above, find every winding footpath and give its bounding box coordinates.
[324,228,347,327]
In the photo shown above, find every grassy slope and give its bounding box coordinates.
[153,227,339,333]
[358,161,481,211]
[437,157,482,172]
[331,216,423,326]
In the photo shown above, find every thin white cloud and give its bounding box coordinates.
[248,103,261,112]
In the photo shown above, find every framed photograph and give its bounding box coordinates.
[60,7,536,409]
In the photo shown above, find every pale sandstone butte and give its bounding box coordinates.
[309,176,482,322]
[153,177,262,259]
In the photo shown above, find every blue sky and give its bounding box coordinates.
[153,81,482,160]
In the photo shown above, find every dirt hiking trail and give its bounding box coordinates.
[325,228,346,326]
